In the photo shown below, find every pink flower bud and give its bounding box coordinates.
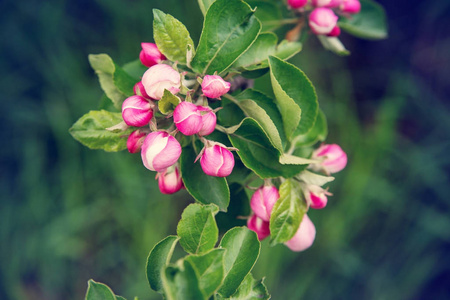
[306,185,329,209]
[200,143,235,177]
[173,102,203,136]
[287,0,308,9]
[158,166,183,194]
[121,95,153,127]
[327,25,341,37]
[311,144,347,174]
[250,185,280,222]
[127,130,147,154]
[197,106,217,136]
[142,64,181,100]
[141,131,182,172]
[311,0,342,7]
[201,75,231,99]
[285,214,316,252]
[133,81,151,99]
[247,214,270,241]
[340,0,361,14]
[139,42,166,67]
[309,8,339,35]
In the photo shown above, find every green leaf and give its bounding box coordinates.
[247,0,282,32]
[191,0,261,75]
[269,56,318,138]
[162,259,206,300]
[88,54,137,109]
[227,118,306,178]
[339,0,388,40]
[159,89,181,114]
[69,110,133,152]
[115,296,127,300]
[293,109,327,147]
[122,59,148,79]
[85,280,117,300]
[180,145,230,211]
[317,35,350,56]
[153,9,195,64]
[198,0,216,16]
[233,33,302,71]
[177,204,219,255]
[269,179,307,245]
[234,89,286,151]
[186,249,226,297]
[216,273,270,300]
[218,227,260,297]
[146,236,179,293]
[297,170,334,186]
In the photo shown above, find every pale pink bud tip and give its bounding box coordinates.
[200,143,235,177]
[250,185,280,222]
[197,106,217,136]
[158,166,183,194]
[312,144,348,173]
[142,64,181,100]
[139,42,166,67]
[201,75,231,99]
[307,185,329,209]
[285,214,316,252]
[121,95,153,127]
[340,0,361,14]
[288,0,308,9]
[173,102,202,136]
[127,130,147,154]
[247,215,270,241]
[312,0,342,8]
[309,8,339,35]
[133,81,151,99]
[141,131,182,172]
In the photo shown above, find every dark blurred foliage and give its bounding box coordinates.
[1,0,449,299]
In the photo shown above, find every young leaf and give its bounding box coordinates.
[159,89,181,115]
[153,9,194,64]
[191,0,261,75]
[317,35,350,56]
[227,118,306,179]
[218,227,260,298]
[198,0,216,16]
[338,0,388,40]
[269,179,307,245]
[293,109,328,147]
[162,260,206,300]
[216,273,270,300]
[180,145,230,211]
[69,110,133,152]
[146,235,180,293]
[85,280,117,300]
[233,33,302,71]
[177,204,219,255]
[186,249,226,297]
[88,54,137,109]
[297,170,334,186]
[246,0,282,32]
[269,56,318,138]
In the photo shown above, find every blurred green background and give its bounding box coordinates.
[1,0,449,299]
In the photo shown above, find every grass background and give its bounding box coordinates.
[1,0,449,299]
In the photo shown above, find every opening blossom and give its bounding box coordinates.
[142,64,181,100]
[141,131,181,172]
[287,0,308,9]
[250,185,280,222]
[309,7,339,36]
[200,142,235,177]
[158,165,183,194]
[247,214,271,241]
[127,130,147,154]
[197,106,217,136]
[311,143,348,174]
[173,102,203,136]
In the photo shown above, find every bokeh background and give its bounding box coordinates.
[1,0,449,299]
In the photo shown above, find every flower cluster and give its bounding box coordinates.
[287,0,361,37]
[247,143,347,252]
[122,43,233,194]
